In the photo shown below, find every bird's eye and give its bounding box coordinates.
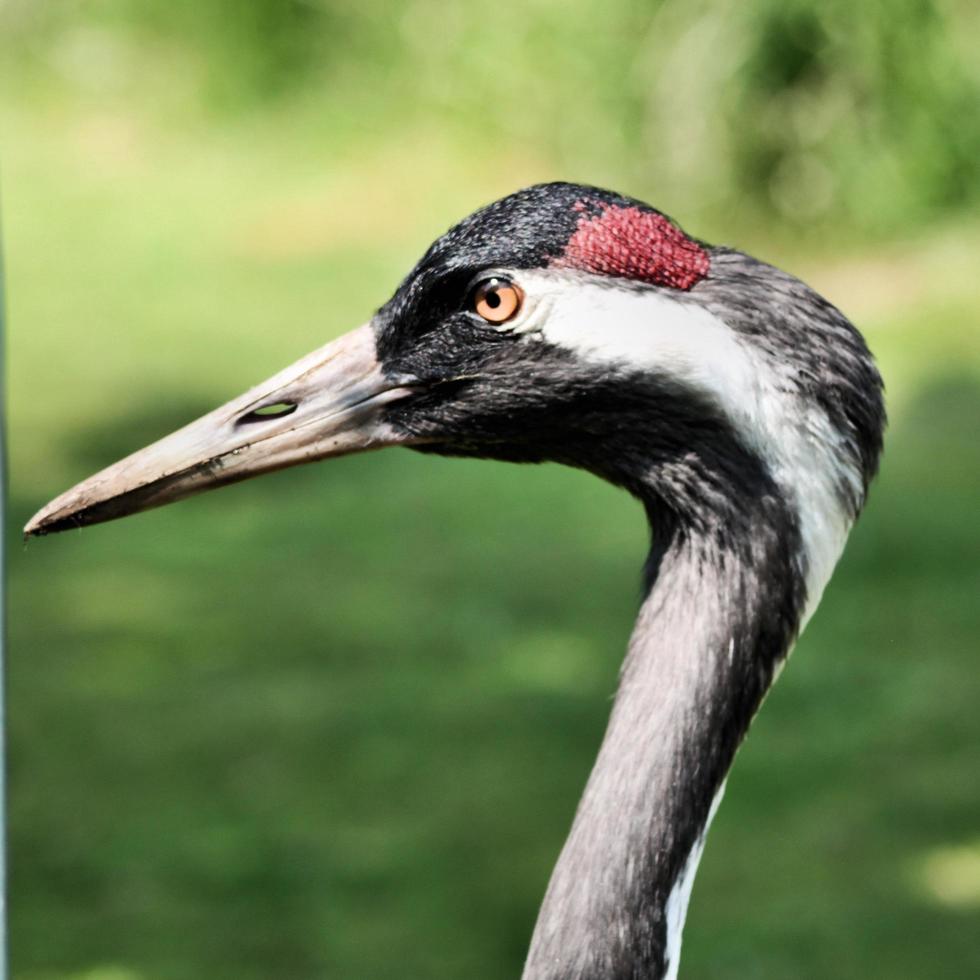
[471,277,523,325]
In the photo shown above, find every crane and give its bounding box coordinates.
[26,182,885,980]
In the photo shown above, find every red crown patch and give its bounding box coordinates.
[554,202,709,291]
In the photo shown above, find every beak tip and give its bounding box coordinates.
[24,488,95,538]
[24,504,67,538]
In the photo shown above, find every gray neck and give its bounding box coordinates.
[522,505,805,980]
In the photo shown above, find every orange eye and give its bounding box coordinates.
[472,278,523,324]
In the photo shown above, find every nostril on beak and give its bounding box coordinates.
[236,401,298,425]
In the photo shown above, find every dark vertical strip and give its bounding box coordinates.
[0,181,9,980]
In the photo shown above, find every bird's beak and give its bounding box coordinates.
[25,323,419,537]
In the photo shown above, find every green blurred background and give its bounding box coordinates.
[3,1,979,977]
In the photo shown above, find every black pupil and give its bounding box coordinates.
[484,287,502,309]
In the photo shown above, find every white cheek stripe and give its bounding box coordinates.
[512,272,859,620]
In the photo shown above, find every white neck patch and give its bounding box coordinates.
[506,270,860,620]
[663,781,726,980]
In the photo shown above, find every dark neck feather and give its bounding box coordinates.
[522,465,806,980]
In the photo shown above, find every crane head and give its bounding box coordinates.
[25,182,884,541]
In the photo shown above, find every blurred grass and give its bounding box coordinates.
[5,0,980,233]
[4,3,980,979]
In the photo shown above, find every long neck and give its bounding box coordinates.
[522,495,807,980]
